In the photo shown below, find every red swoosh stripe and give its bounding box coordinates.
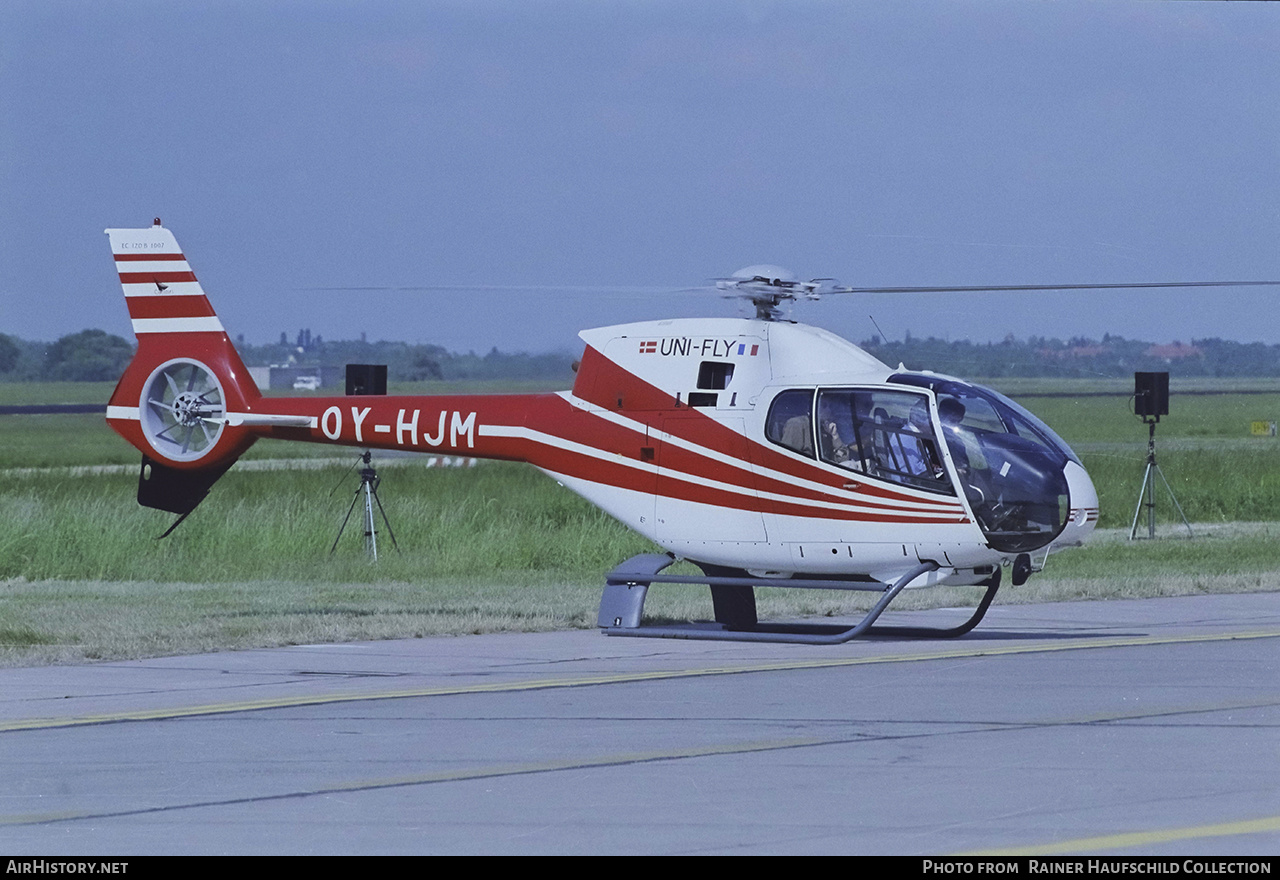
[565,346,967,518]
[126,297,218,320]
[490,397,966,524]
[118,271,199,284]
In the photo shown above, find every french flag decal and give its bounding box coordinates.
[736,343,759,356]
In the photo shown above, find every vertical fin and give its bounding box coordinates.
[104,220,260,472]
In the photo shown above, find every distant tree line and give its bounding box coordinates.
[864,333,1280,379]
[235,333,577,382]
[0,330,134,382]
[10,327,1280,382]
[0,330,576,383]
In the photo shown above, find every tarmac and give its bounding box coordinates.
[1,592,1278,855]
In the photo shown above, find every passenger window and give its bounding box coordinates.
[697,362,734,390]
[818,389,954,494]
[765,389,815,457]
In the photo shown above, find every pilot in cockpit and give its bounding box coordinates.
[898,399,941,479]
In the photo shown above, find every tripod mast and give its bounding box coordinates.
[332,450,400,559]
[1129,417,1192,540]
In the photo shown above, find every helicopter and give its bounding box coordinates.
[106,220,1242,643]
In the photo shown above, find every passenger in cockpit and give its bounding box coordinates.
[818,395,861,470]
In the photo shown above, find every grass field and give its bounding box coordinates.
[3,378,1279,665]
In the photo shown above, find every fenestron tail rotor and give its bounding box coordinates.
[139,358,227,462]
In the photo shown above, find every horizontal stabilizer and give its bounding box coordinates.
[225,413,315,428]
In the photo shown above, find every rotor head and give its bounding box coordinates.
[716,265,846,320]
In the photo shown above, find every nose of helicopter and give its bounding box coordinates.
[1055,459,1099,548]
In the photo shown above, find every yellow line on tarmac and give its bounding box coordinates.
[3,628,1278,733]
[967,814,1280,855]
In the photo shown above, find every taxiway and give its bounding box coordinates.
[1,593,1277,855]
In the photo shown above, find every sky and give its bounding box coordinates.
[3,1,1280,355]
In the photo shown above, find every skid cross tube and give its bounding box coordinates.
[598,555,1000,644]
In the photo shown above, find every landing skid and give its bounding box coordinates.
[598,554,1001,644]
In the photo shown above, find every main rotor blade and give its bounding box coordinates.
[831,281,1280,294]
[297,279,1280,301]
[299,284,672,294]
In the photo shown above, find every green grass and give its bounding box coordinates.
[0,381,117,405]
[1020,392,1280,444]
[0,576,607,666]
[0,463,653,583]
[0,461,660,664]
[982,376,1280,397]
[1081,444,1280,527]
[3,522,1277,667]
[1,414,137,469]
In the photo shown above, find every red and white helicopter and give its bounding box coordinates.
[105,220,1117,643]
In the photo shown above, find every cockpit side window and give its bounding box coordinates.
[765,389,815,458]
[819,389,953,493]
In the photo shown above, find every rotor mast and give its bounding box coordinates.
[716,265,837,321]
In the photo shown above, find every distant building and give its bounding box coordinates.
[1037,344,1108,360]
[1145,342,1203,362]
[251,365,344,390]
[248,366,271,389]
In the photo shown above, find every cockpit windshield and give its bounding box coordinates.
[888,374,1074,553]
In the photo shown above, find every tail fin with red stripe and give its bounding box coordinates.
[105,220,264,517]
